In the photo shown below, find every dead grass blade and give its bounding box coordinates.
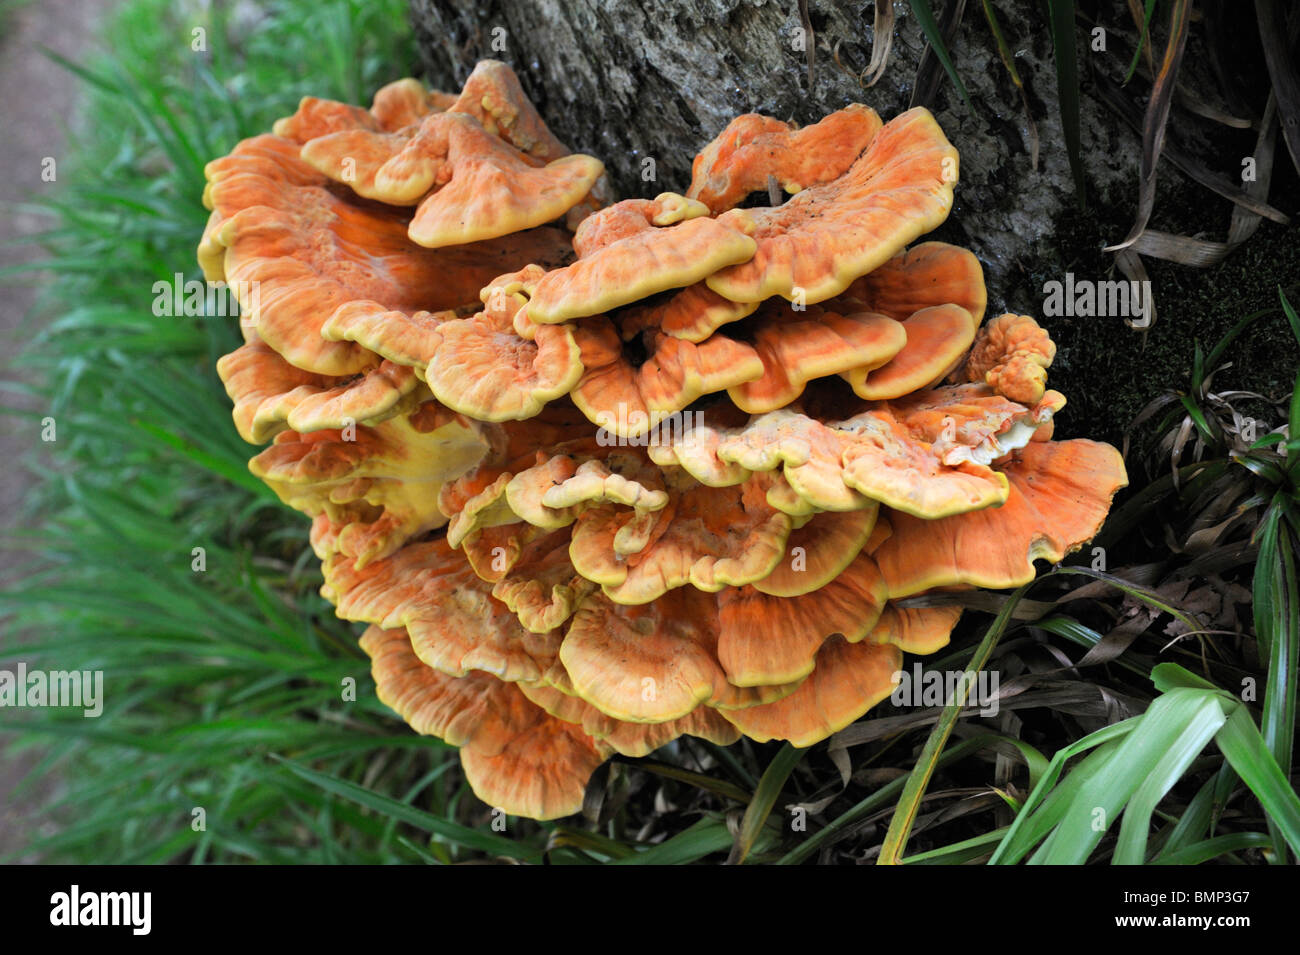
[865,0,895,87]
[1256,0,1300,176]
[1124,0,1157,82]
[1129,95,1281,267]
[1114,247,1157,328]
[1106,0,1195,252]
[798,0,815,91]
[1094,72,1289,223]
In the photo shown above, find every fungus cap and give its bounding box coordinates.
[203,78,1129,821]
[706,108,960,306]
[522,214,758,324]
[688,104,884,212]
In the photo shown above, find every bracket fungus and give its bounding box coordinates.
[203,63,1127,821]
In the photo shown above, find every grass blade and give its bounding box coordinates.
[276,757,539,861]
[1214,705,1300,859]
[612,816,734,865]
[1111,698,1228,863]
[1153,832,1274,865]
[1032,690,1225,864]
[877,583,1027,864]
[1106,0,1193,249]
[728,743,805,864]
[908,0,973,109]
[1123,0,1158,84]
[1046,0,1085,208]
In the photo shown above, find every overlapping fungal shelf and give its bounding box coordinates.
[201,60,1127,820]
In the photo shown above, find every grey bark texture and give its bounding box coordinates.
[408,0,1298,443]
[409,0,1130,288]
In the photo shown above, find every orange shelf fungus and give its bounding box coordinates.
[962,312,1058,404]
[202,68,1127,820]
[688,105,884,213]
[705,108,961,306]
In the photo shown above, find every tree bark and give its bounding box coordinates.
[407,0,1296,445]
[409,0,1122,293]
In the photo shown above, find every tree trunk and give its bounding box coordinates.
[407,0,1297,444]
[408,0,1123,287]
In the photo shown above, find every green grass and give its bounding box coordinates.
[0,0,499,865]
